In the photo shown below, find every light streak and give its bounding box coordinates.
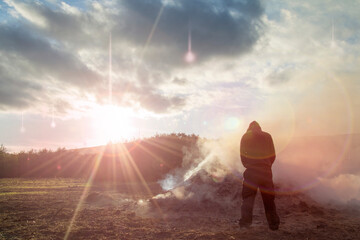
[185,21,196,63]
[20,112,25,133]
[331,18,335,48]
[109,32,112,105]
[51,106,56,128]
[64,149,105,240]
[141,4,165,59]
[188,24,192,52]
[332,20,334,42]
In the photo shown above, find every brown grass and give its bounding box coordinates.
[0,178,359,240]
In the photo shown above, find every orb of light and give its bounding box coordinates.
[51,121,56,128]
[92,104,134,143]
[224,117,242,130]
[185,51,196,63]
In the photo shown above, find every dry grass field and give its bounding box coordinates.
[1,178,360,240]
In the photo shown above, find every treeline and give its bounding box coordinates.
[0,133,199,182]
[0,145,96,178]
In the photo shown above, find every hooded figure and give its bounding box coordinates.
[239,121,280,230]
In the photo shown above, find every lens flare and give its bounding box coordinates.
[185,21,196,63]
[224,117,242,130]
[185,51,196,63]
[20,112,25,133]
[92,105,135,143]
[109,32,112,105]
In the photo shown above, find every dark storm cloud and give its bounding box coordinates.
[0,20,103,111]
[0,25,100,88]
[1,0,264,114]
[113,0,264,66]
[0,67,42,110]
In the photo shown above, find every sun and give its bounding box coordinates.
[92,105,135,143]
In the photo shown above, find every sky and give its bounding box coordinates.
[0,0,359,152]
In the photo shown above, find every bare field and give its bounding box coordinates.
[0,178,359,240]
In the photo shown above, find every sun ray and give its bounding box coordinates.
[147,138,183,157]
[117,143,164,216]
[72,153,97,178]
[109,32,112,105]
[140,4,165,59]
[51,106,56,128]
[20,112,25,133]
[110,4,165,122]
[22,150,70,177]
[64,147,105,240]
[135,141,171,166]
[52,152,82,176]
[110,144,118,187]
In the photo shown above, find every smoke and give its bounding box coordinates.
[159,131,244,192]
[158,131,360,205]
[313,174,360,203]
[273,134,360,204]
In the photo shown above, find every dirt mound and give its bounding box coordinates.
[149,170,333,220]
[150,171,243,216]
[86,192,115,206]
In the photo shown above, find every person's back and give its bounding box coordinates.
[240,124,275,169]
[239,121,280,230]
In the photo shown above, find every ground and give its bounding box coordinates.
[0,178,359,240]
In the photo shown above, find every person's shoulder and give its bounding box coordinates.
[241,131,252,138]
[241,132,251,142]
[261,131,272,139]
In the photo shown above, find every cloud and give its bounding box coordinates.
[265,69,292,85]
[4,0,48,28]
[113,0,264,67]
[0,23,103,113]
[0,24,100,88]
[0,68,42,110]
[172,77,187,85]
[2,0,359,128]
[1,0,265,115]
[139,93,186,114]
[4,0,99,47]
[111,80,186,114]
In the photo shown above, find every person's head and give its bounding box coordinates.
[247,121,261,132]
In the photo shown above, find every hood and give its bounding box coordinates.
[247,121,262,132]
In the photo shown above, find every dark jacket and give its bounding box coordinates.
[240,121,276,170]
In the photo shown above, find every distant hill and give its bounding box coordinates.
[1,133,359,183]
[79,133,200,182]
[0,133,199,181]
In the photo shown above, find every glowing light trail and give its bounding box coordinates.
[141,4,165,59]
[109,32,112,105]
[332,20,334,42]
[117,143,165,217]
[185,22,195,63]
[51,106,56,128]
[20,112,25,133]
[64,149,105,240]
[331,19,335,48]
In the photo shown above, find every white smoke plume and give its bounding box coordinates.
[159,131,360,205]
[159,132,244,192]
